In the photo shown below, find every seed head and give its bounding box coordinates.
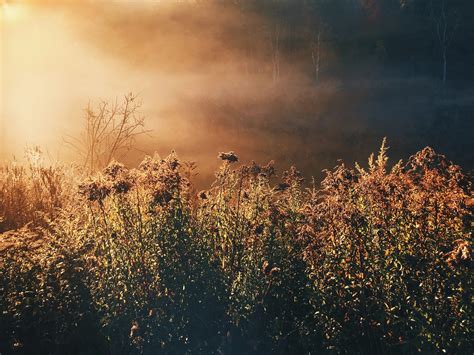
[283,166,304,185]
[78,179,111,202]
[218,151,239,163]
[274,182,290,192]
[103,160,127,180]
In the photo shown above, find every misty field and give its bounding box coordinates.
[0,142,472,354]
[3,0,474,354]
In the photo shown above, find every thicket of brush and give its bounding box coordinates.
[0,142,472,354]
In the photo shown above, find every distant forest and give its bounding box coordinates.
[133,0,474,178]
[173,0,474,85]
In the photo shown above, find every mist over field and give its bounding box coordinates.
[2,0,473,182]
[1,2,473,354]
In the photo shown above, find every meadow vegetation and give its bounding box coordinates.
[0,142,472,354]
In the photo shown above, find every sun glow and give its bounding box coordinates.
[1,1,24,22]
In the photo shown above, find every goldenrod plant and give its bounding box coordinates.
[0,142,472,354]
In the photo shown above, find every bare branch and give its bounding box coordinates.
[64,93,151,172]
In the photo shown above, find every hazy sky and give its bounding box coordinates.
[1,1,275,173]
[1,1,178,159]
[3,1,470,181]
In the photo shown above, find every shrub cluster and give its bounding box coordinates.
[0,143,472,354]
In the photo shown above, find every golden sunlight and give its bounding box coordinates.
[0,2,473,354]
[1,1,25,22]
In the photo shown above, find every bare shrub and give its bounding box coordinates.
[65,93,150,172]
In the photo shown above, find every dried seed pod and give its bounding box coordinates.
[218,151,239,163]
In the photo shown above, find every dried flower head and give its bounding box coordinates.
[407,147,452,179]
[274,182,290,192]
[153,184,173,206]
[138,155,156,172]
[137,153,184,205]
[103,160,128,180]
[322,164,357,190]
[113,179,133,194]
[218,151,239,163]
[198,190,208,200]
[263,160,276,178]
[249,161,262,177]
[283,166,304,186]
[78,178,111,202]
[102,160,134,194]
[166,153,180,171]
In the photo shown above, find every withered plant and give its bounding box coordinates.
[0,142,472,354]
[64,93,150,172]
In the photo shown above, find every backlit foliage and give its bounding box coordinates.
[0,143,472,354]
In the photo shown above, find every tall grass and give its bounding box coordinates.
[0,147,76,232]
[0,143,472,354]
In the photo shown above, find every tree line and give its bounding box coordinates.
[182,0,474,85]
